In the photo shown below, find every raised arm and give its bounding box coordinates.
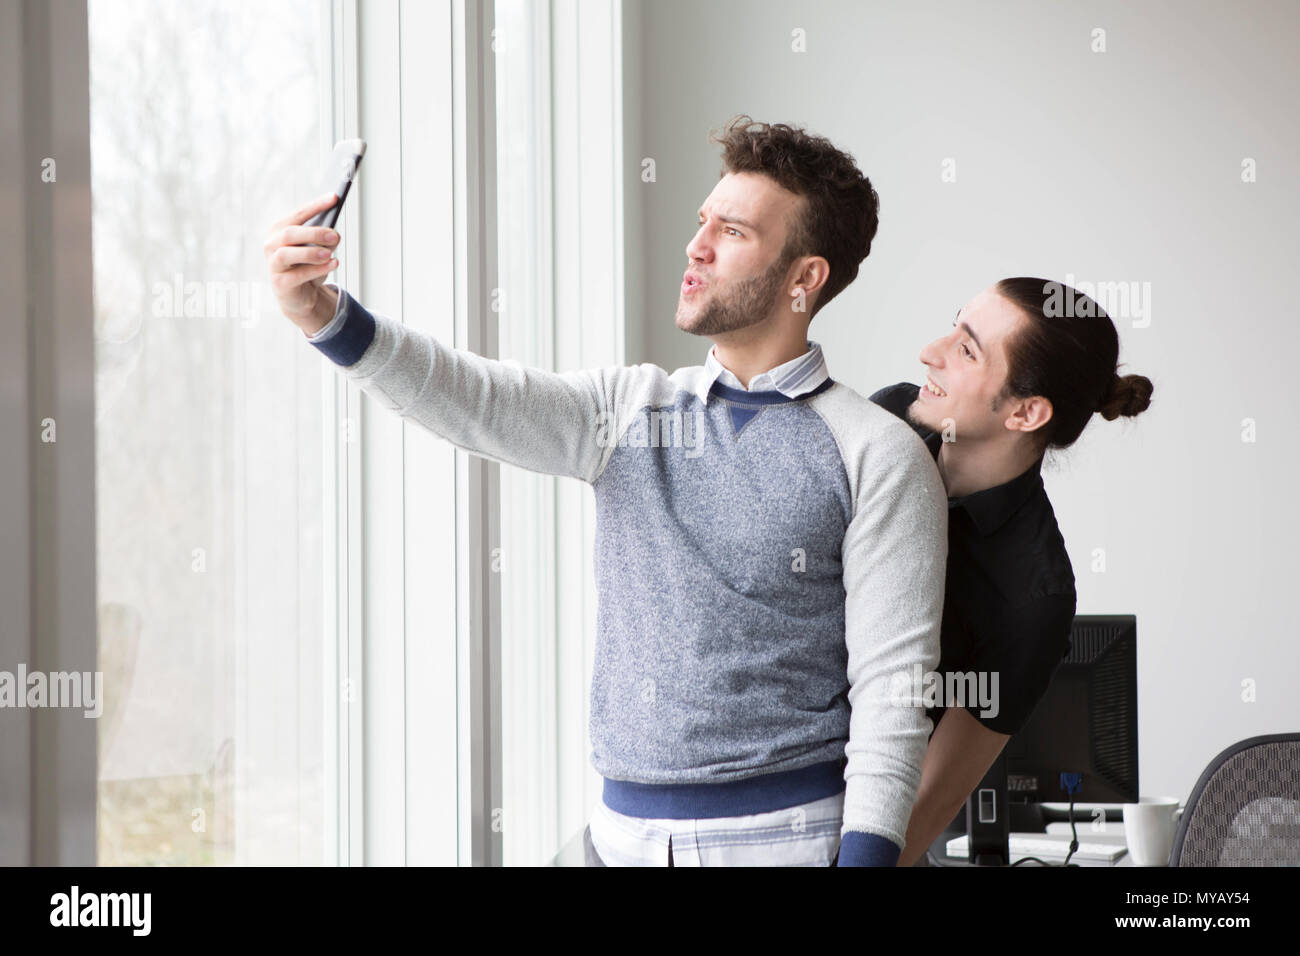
[264,196,639,483]
[307,284,626,481]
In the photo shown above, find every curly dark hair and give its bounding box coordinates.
[709,115,879,318]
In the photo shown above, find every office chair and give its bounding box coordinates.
[1170,732,1300,866]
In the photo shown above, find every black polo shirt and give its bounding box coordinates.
[870,383,1077,737]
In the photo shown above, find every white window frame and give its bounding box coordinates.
[305,0,634,867]
[550,0,627,863]
[324,0,502,866]
[496,0,627,865]
[334,0,626,866]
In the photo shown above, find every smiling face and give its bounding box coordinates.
[675,171,808,336]
[909,287,1035,442]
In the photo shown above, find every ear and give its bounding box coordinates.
[789,255,830,311]
[1003,395,1053,436]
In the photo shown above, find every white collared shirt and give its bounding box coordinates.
[697,340,830,401]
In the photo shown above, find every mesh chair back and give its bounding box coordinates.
[1171,733,1300,866]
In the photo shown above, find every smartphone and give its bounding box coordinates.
[306,138,366,233]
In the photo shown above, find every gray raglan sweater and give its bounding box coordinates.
[307,285,947,865]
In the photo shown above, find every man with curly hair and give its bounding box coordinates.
[265,116,946,866]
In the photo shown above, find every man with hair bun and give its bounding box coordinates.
[871,278,1153,866]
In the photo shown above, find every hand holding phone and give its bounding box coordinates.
[263,139,366,334]
[305,138,366,236]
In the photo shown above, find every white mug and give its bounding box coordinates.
[1123,796,1184,866]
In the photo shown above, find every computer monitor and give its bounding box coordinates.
[961,614,1139,865]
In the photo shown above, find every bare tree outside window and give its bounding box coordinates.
[90,0,329,865]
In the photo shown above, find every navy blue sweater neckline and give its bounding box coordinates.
[709,377,834,405]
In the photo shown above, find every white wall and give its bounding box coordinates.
[623,0,1300,806]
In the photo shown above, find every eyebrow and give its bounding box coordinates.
[698,206,759,232]
[954,309,983,353]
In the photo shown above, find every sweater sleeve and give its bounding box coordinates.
[836,417,947,865]
[305,285,639,483]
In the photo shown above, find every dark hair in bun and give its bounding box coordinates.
[995,277,1154,450]
[1098,373,1154,421]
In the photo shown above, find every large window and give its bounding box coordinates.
[84,0,623,867]
[89,0,331,865]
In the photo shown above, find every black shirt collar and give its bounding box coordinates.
[945,455,1046,537]
[883,383,1048,538]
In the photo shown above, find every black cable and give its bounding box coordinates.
[1009,791,1081,867]
[1061,794,1080,866]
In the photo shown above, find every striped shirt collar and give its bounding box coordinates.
[697,340,830,404]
